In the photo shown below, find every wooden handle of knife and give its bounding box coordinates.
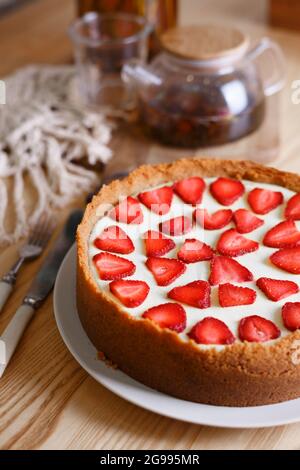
[0,282,13,313]
[0,304,35,377]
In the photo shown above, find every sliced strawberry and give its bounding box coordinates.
[238,315,280,343]
[217,229,259,257]
[270,247,300,274]
[177,239,214,263]
[138,186,173,215]
[168,281,211,309]
[285,193,300,220]
[94,225,134,254]
[219,283,256,307]
[209,255,253,285]
[109,196,143,224]
[282,302,300,331]
[109,280,149,307]
[159,216,192,236]
[194,208,233,230]
[256,277,299,301]
[93,252,135,280]
[210,177,245,206]
[142,303,186,332]
[263,219,300,249]
[173,177,205,205]
[188,317,235,345]
[144,230,175,257]
[233,209,264,234]
[146,257,186,286]
[248,188,283,215]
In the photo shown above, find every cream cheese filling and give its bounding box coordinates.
[88,178,300,348]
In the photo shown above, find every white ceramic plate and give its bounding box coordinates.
[53,244,300,428]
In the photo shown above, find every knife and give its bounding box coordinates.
[0,209,83,377]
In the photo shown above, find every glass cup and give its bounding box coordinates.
[69,12,151,110]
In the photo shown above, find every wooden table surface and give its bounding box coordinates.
[1,0,300,450]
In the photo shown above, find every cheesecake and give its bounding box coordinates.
[77,158,300,406]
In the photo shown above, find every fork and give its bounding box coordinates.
[0,214,53,313]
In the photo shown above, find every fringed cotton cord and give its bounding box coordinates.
[13,171,27,241]
[0,65,113,245]
[28,167,50,225]
[0,180,9,242]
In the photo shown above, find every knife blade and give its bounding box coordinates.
[23,209,83,308]
[0,209,82,376]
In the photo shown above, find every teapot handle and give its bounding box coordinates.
[122,59,162,87]
[246,37,285,96]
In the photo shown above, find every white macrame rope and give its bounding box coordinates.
[0,65,113,245]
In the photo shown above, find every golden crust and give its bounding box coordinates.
[77,158,300,407]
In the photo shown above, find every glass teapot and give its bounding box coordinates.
[122,25,285,157]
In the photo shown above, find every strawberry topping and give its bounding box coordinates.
[142,303,186,332]
[100,179,300,347]
[210,177,245,206]
[144,230,175,257]
[238,315,280,343]
[93,252,135,280]
[209,255,253,285]
[138,186,173,215]
[109,196,143,224]
[194,208,233,230]
[173,177,205,205]
[285,193,300,220]
[177,238,214,263]
[219,283,256,307]
[282,302,300,331]
[233,209,264,233]
[146,257,186,286]
[188,317,235,345]
[217,229,259,257]
[168,281,211,309]
[248,188,283,215]
[109,280,149,307]
[159,216,192,236]
[270,247,300,274]
[256,277,299,301]
[94,226,134,254]
[263,219,300,248]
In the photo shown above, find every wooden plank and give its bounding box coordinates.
[0,0,74,77]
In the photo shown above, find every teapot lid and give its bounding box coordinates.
[160,24,249,63]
